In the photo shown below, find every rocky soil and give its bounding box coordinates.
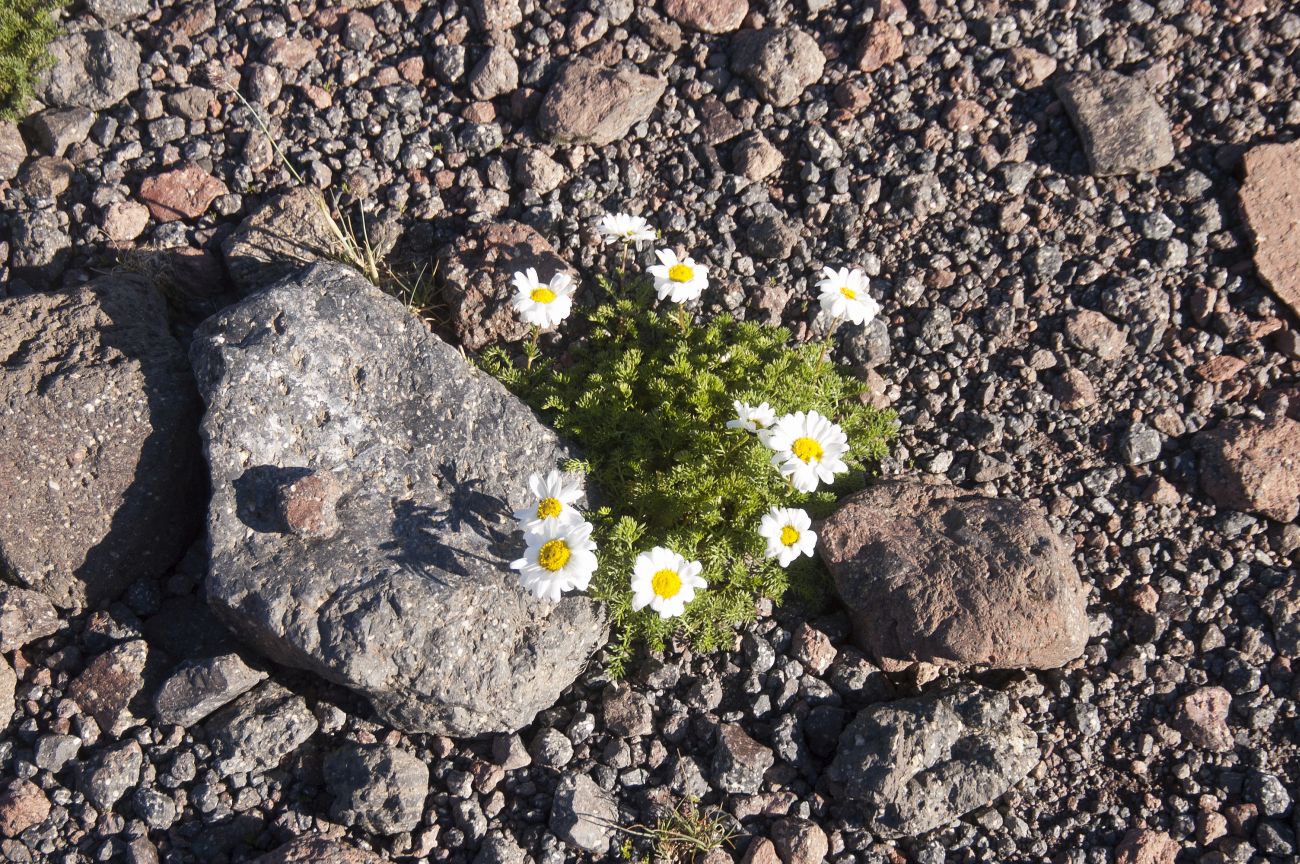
[1,0,1298,863]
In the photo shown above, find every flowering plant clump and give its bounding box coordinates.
[484,214,896,671]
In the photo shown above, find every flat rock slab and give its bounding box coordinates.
[537,57,666,146]
[1239,141,1300,318]
[1193,414,1300,522]
[436,220,577,353]
[827,685,1040,837]
[251,836,388,864]
[138,162,229,222]
[1055,71,1174,176]
[0,278,203,611]
[190,262,606,736]
[819,479,1088,672]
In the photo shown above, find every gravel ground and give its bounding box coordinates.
[0,0,1298,863]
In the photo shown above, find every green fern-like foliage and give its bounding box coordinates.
[0,0,66,121]
[483,275,896,673]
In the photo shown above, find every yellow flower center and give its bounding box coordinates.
[780,526,801,546]
[537,539,570,572]
[530,287,556,303]
[651,568,682,599]
[792,437,824,463]
[536,497,563,519]
[840,286,857,300]
[668,263,694,282]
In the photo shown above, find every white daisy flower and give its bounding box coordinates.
[758,506,817,567]
[513,470,584,532]
[510,518,598,602]
[510,268,575,329]
[630,546,706,620]
[647,249,708,303]
[765,410,850,493]
[598,212,656,248]
[817,266,880,326]
[725,400,776,434]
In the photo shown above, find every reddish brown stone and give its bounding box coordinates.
[67,639,149,736]
[436,221,577,352]
[138,162,228,222]
[944,99,988,133]
[1195,355,1247,383]
[742,838,781,864]
[0,780,50,838]
[663,0,748,33]
[792,623,836,675]
[1239,141,1300,319]
[263,36,316,70]
[1176,686,1233,752]
[251,836,387,864]
[856,21,903,73]
[771,817,829,864]
[1115,829,1179,864]
[276,471,343,539]
[1194,414,1300,522]
[819,479,1088,671]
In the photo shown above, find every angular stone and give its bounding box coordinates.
[81,740,143,811]
[68,639,149,736]
[85,0,149,25]
[0,279,203,611]
[1263,574,1299,658]
[1176,686,1233,752]
[733,131,782,181]
[1064,309,1127,359]
[664,0,748,33]
[1115,829,1180,864]
[33,734,80,774]
[191,262,607,736]
[856,20,903,73]
[0,657,13,735]
[7,208,70,288]
[325,743,429,835]
[153,653,268,727]
[28,108,95,158]
[0,586,61,652]
[1239,141,1300,318]
[601,685,653,738]
[1055,71,1174,176]
[138,162,229,222]
[0,122,25,182]
[827,685,1040,837]
[1194,415,1300,522]
[205,682,318,777]
[36,30,140,110]
[712,724,774,794]
[468,0,522,32]
[436,220,578,353]
[220,187,340,295]
[102,200,152,245]
[468,46,519,101]
[730,27,825,107]
[275,470,344,539]
[771,817,829,864]
[0,780,50,837]
[538,57,667,146]
[819,479,1089,671]
[550,774,617,854]
[251,837,388,864]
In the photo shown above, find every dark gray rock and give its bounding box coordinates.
[36,30,141,111]
[33,734,80,774]
[745,212,799,260]
[81,740,143,812]
[529,728,574,769]
[1120,422,1163,466]
[0,278,203,611]
[8,208,71,289]
[85,0,149,25]
[730,27,826,107]
[204,682,318,777]
[550,774,617,854]
[712,723,774,794]
[0,122,25,181]
[819,479,1089,672]
[1263,574,1299,658]
[325,743,429,835]
[190,262,606,736]
[28,108,95,158]
[468,46,519,101]
[537,57,666,146]
[153,653,268,727]
[132,787,178,830]
[0,586,61,652]
[1055,71,1175,175]
[0,657,13,734]
[249,836,387,864]
[827,685,1040,837]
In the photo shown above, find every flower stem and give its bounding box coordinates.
[675,305,691,334]
[817,316,842,369]
[618,240,629,291]
[525,325,541,371]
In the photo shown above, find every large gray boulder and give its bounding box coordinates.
[0,278,204,611]
[827,685,1040,837]
[190,262,607,736]
[537,57,666,146]
[819,479,1088,672]
[1054,71,1174,176]
[36,30,141,111]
